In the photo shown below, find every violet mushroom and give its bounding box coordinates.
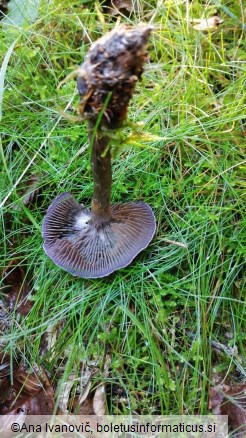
[42,25,156,278]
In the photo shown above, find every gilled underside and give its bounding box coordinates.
[42,193,155,278]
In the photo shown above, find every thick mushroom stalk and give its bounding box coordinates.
[42,25,156,278]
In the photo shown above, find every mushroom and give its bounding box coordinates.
[42,25,156,278]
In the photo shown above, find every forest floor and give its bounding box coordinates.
[0,0,245,433]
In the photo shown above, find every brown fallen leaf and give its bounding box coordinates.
[71,356,110,415]
[93,355,110,415]
[0,363,55,415]
[209,383,246,438]
[0,352,18,379]
[2,260,24,284]
[19,174,42,206]
[3,260,33,316]
[57,371,78,414]
[72,366,96,415]
[73,392,95,415]
[93,384,106,415]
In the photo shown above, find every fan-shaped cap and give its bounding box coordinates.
[42,193,155,278]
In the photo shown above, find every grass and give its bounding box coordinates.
[0,0,245,416]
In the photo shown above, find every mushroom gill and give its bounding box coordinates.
[42,25,156,278]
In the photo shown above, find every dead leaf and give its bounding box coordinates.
[93,354,110,415]
[2,260,33,316]
[70,356,110,415]
[58,371,77,414]
[0,352,18,379]
[0,407,28,435]
[0,363,55,415]
[0,300,12,332]
[209,383,246,438]
[40,318,67,359]
[73,364,96,414]
[93,384,106,415]
[57,361,95,414]
[191,16,223,31]
[73,392,95,415]
[20,174,41,206]
[103,0,133,16]
[40,324,58,358]
[6,283,33,315]
[14,365,44,395]
[3,260,25,285]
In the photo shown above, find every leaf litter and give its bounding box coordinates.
[69,355,110,415]
[1,258,110,416]
[0,362,55,415]
[209,383,246,438]
[2,259,33,316]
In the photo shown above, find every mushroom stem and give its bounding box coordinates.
[89,125,112,224]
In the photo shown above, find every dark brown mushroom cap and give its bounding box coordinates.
[77,24,151,127]
[42,193,155,278]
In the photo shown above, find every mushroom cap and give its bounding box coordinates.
[77,24,151,127]
[42,193,155,278]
